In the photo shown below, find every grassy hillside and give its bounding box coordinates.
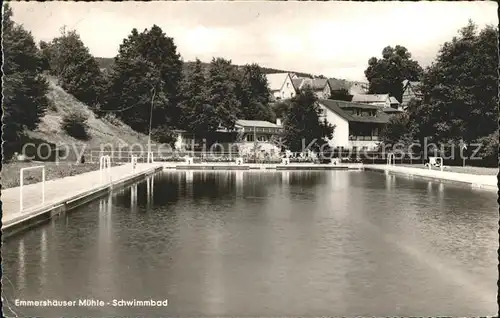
[26,76,148,150]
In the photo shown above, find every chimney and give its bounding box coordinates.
[276,118,282,126]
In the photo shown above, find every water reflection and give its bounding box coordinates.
[185,171,193,198]
[437,183,445,203]
[130,184,138,213]
[235,171,243,196]
[18,239,26,290]
[385,173,396,191]
[40,228,47,287]
[203,221,226,314]
[97,193,113,298]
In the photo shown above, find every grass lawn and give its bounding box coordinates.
[399,164,498,176]
[1,161,122,189]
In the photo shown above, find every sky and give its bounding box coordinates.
[8,1,498,82]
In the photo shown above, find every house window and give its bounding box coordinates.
[246,134,254,142]
[258,135,268,142]
[286,82,290,88]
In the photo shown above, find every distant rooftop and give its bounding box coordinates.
[265,73,289,92]
[389,96,400,104]
[236,119,282,128]
[318,99,391,124]
[352,94,390,103]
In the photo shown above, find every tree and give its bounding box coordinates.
[103,25,183,133]
[364,45,423,102]
[282,87,334,152]
[416,21,498,146]
[380,112,413,146]
[2,3,49,160]
[271,100,291,120]
[205,57,241,131]
[178,59,219,136]
[61,111,90,140]
[329,88,352,101]
[40,28,106,111]
[237,63,273,121]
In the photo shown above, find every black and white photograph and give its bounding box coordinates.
[1,1,498,317]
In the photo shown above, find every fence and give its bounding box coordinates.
[79,148,480,167]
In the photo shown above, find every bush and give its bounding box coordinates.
[474,131,499,167]
[103,113,122,126]
[61,111,90,140]
[47,99,58,112]
[151,125,176,145]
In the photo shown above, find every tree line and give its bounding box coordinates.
[3,3,332,160]
[364,20,498,166]
[3,2,496,163]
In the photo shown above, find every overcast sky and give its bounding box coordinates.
[8,1,498,81]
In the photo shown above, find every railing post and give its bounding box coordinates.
[19,165,45,211]
[42,167,45,204]
[20,170,24,211]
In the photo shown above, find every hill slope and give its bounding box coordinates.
[26,76,148,149]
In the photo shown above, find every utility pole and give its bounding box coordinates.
[147,87,156,163]
[253,125,257,163]
[461,139,467,167]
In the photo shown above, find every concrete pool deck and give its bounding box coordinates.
[364,164,498,191]
[2,163,162,237]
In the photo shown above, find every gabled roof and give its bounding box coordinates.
[389,96,400,104]
[318,99,391,124]
[301,78,328,91]
[236,120,282,129]
[403,80,422,93]
[265,73,289,92]
[328,78,349,91]
[292,78,304,90]
[351,94,390,103]
[404,81,422,96]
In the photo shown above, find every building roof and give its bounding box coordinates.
[318,99,391,124]
[236,120,282,129]
[403,80,422,94]
[382,108,403,114]
[406,81,422,95]
[327,79,349,91]
[389,96,400,104]
[300,78,328,91]
[292,78,304,90]
[351,94,390,103]
[265,73,289,92]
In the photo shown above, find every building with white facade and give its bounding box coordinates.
[265,73,296,101]
[317,99,391,150]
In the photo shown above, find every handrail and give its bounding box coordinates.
[99,155,111,183]
[387,153,395,166]
[131,155,138,172]
[20,165,45,211]
[427,156,444,171]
